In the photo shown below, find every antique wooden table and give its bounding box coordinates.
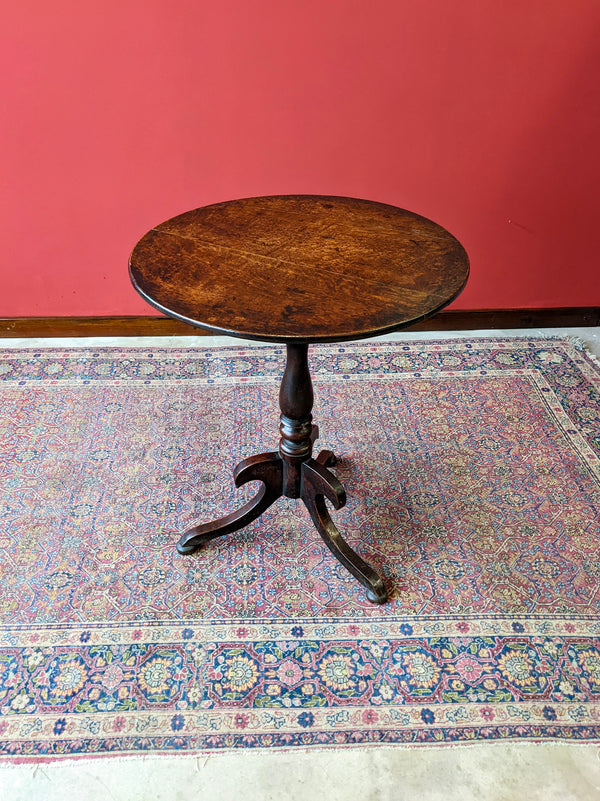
[129,195,469,604]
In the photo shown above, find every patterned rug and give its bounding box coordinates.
[0,336,599,759]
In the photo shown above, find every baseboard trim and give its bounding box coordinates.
[0,308,598,338]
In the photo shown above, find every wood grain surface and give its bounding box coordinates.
[129,195,469,343]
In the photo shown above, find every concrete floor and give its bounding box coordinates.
[0,327,599,801]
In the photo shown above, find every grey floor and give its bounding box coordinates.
[1,327,599,801]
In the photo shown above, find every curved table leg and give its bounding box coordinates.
[311,424,337,467]
[315,449,337,468]
[176,452,283,554]
[301,459,388,604]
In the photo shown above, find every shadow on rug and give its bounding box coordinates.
[0,336,599,758]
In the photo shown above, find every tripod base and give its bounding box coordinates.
[176,343,389,605]
[176,447,388,605]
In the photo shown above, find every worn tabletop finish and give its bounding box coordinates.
[129,195,469,343]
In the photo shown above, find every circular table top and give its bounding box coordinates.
[129,195,469,344]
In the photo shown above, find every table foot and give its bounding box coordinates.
[176,452,283,554]
[301,459,388,604]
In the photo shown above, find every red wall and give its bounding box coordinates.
[2,1,599,317]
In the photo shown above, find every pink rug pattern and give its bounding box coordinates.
[0,337,599,756]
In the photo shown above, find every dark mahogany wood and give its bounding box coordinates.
[176,451,283,551]
[129,195,469,343]
[129,195,470,604]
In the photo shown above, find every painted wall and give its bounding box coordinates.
[2,0,599,317]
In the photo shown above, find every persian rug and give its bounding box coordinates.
[0,336,599,759]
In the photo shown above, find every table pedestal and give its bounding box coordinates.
[176,343,388,604]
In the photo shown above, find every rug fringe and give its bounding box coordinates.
[3,737,600,767]
[563,334,600,366]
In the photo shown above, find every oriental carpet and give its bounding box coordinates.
[0,337,599,759]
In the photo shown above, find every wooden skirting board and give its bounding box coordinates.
[0,308,598,338]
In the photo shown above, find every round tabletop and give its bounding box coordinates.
[129,195,469,344]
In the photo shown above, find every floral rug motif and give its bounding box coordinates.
[0,337,599,758]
